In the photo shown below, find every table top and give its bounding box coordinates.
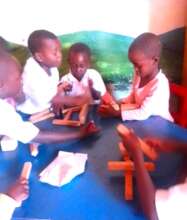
[1,116,187,220]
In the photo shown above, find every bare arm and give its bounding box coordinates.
[145,138,187,154]
[118,129,158,220]
[32,121,99,144]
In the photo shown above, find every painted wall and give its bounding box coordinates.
[149,0,186,34]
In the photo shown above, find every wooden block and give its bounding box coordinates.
[121,103,140,111]
[62,106,81,114]
[31,112,55,123]
[125,170,133,200]
[52,119,81,126]
[108,161,155,171]
[116,124,158,160]
[79,104,89,125]
[64,109,73,120]
[29,108,51,122]
[30,143,39,157]
[20,162,32,180]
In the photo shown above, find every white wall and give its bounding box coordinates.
[0,0,149,45]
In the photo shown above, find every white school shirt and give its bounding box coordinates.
[17,57,59,114]
[121,71,173,121]
[155,178,187,220]
[60,69,106,97]
[0,98,39,144]
[0,194,20,220]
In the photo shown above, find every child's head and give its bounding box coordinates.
[28,30,62,68]
[68,43,91,80]
[0,51,22,100]
[128,32,162,79]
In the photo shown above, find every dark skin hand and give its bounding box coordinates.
[6,178,29,202]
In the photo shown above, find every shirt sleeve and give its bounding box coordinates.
[155,182,187,220]
[0,193,19,220]
[121,74,171,121]
[89,70,106,96]
[0,103,39,143]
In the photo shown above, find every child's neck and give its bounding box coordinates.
[36,59,51,76]
[140,69,159,88]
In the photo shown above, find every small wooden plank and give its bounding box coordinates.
[125,170,133,200]
[20,162,32,180]
[108,161,155,171]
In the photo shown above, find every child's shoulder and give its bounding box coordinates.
[86,68,101,77]
[156,70,169,83]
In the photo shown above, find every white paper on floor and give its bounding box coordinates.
[39,151,88,186]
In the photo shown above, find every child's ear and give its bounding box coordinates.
[153,56,159,63]
[34,52,43,63]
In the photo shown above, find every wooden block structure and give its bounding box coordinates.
[52,104,89,127]
[29,108,55,124]
[108,124,157,200]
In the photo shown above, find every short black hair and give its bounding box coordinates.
[68,43,91,59]
[129,32,162,59]
[28,30,58,54]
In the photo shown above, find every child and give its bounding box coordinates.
[0,51,98,148]
[99,33,173,121]
[16,29,62,115]
[60,42,107,102]
[0,178,29,220]
[118,128,187,220]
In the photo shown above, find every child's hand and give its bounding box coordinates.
[80,121,100,138]
[58,81,72,93]
[117,128,143,158]
[144,138,175,153]
[88,79,93,89]
[51,95,64,116]
[98,104,120,117]
[6,178,29,202]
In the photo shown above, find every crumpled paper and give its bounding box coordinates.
[39,151,88,186]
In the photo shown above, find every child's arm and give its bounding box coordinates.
[121,76,169,121]
[32,121,99,144]
[145,138,187,154]
[117,128,159,220]
[88,78,101,100]
[51,87,92,116]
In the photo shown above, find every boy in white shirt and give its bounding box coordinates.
[60,43,106,102]
[17,29,62,116]
[99,33,173,122]
[118,128,187,220]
